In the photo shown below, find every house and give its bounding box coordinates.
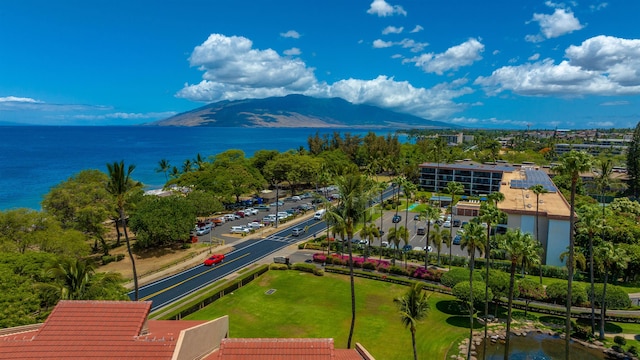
[0,300,373,360]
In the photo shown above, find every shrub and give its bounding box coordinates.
[362,261,376,270]
[628,346,637,356]
[269,263,289,270]
[115,254,125,261]
[313,268,324,276]
[440,268,483,288]
[573,323,594,341]
[291,262,315,273]
[389,265,408,276]
[589,284,632,309]
[545,281,588,306]
[614,335,627,347]
[101,255,115,265]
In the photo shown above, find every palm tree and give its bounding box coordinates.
[361,223,379,261]
[487,191,505,208]
[577,204,602,335]
[388,225,409,266]
[106,160,142,301]
[446,181,464,270]
[377,181,388,260]
[394,282,430,360]
[194,153,206,171]
[459,221,486,360]
[594,242,629,340]
[402,179,417,233]
[430,224,449,267]
[45,258,95,300]
[497,229,538,360]
[325,173,367,349]
[554,150,592,359]
[432,136,447,207]
[529,184,548,284]
[423,205,440,268]
[478,203,502,358]
[155,159,171,183]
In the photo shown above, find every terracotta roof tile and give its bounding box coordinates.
[0,301,207,360]
[214,338,364,360]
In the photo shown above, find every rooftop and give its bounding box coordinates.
[499,170,571,220]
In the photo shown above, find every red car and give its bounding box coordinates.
[203,254,225,266]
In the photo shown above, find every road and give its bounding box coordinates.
[128,186,488,311]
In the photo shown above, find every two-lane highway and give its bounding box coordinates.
[130,216,328,311]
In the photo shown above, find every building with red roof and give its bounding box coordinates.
[0,300,373,360]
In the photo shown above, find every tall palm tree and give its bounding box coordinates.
[577,204,602,335]
[106,160,142,301]
[394,282,430,360]
[388,225,409,266]
[155,159,171,183]
[182,158,193,173]
[594,242,629,340]
[487,191,505,208]
[554,150,593,359]
[446,181,464,270]
[432,136,447,207]
[459,221,486,360]
[403,179,417,234]
[430,224,449,267]
[529,184,548,284]
[377,181,388,260]
[361,223,379,261]
[194,153,206,171]
[498,229,538,360]
[326,173,367,349]
[423,205,440,268]
[478,203,502,359]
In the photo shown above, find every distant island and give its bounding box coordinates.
[148,94,454,129]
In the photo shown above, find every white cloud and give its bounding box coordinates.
[406,38,484,75]
[475,36,640,96]
[492,50,500,55]
[280,30,300,39]
[600,100,629,106]
[70,111,177,120]
[587,120,614,127]
[283,47,301,56]
[449,116,530,128]
[366,0,407,17]
[0,96,41,103]
[373,39,394,48]
[528,53,540,61]
[177,34,475,120]
[526,7,583,42]
[410,25,423,33]
[382,26,403,35]
[179,34,317,102]
[590,2,608,11]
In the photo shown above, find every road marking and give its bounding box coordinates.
[139,253,251,301]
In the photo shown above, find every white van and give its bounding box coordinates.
[313,209,326,220]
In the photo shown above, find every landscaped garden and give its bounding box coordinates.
[184,269,473,359]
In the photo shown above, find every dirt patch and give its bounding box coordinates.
[99,242,209,280]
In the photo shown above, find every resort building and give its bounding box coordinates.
[0,300,373,360]
[418,161,514,196]
[419,161,571,266]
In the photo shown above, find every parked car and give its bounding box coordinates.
[230,226,250,234]
[235,211,246,218]
[417,227,426,235]
[203,254,224,266]
[270,200,284,207]
[381,241,389,247]
[255,204,270,211]
[413,214,420,220]
[290,195,301,202]
[291,227,305,236]
[453,219,461,227]
[424,245,432,252]
[392,214,402,223]
[402,244,413,252]
[247,221,263,230]
[196,225,211,236]
[443,220,451,228]
[453,234,461,245]
[224,214,238,221]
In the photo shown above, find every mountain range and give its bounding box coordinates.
[150,94,453,128]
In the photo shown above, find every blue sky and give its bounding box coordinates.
[1,0,639,129]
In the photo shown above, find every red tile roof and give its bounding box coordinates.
[211,338,365,360]
[0,300,207,360]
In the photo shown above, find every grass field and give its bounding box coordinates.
[184,270,471,359]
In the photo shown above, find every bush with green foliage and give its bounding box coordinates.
[588,283,632,309]
[452,281,492,310]
[291,262,323,276]
[545,281,588,306]
[440,268,483,288]
[269,263,289,270]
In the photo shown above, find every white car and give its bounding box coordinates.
[230,226,250,234]
[247,221,263,230]
[244,208,259,215]
[443,220,451,228]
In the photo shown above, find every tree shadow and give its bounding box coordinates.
[446,315,484,329]
[436,300,467,315]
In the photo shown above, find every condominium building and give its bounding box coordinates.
[419,161,571,266]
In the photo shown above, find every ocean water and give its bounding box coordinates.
[0,126,398,210]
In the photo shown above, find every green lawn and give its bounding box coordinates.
[185,270,470,359]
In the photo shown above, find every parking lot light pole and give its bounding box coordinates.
[209,228,213,254]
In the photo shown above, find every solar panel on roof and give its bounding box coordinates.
[510,169,557,192]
